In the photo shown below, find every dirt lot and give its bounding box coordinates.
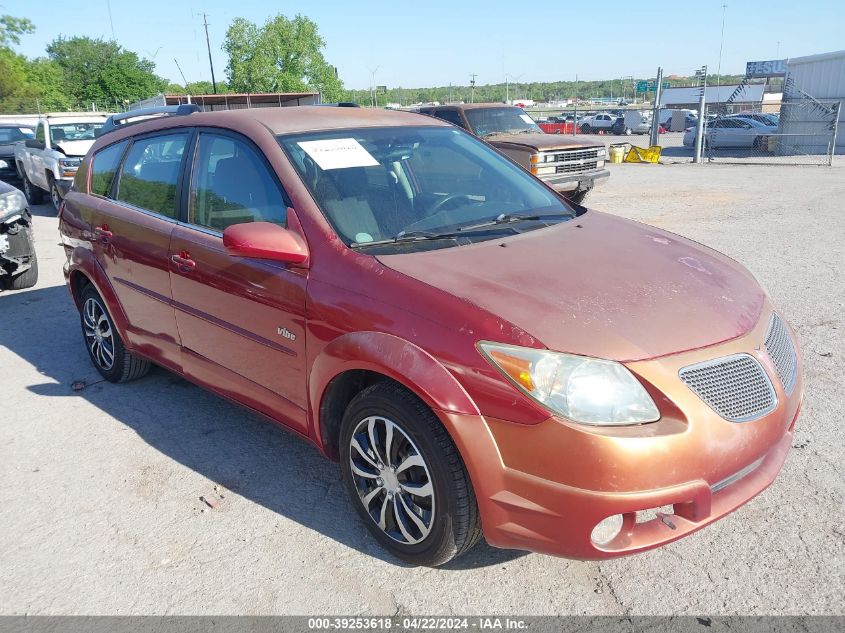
[2,162,843,615]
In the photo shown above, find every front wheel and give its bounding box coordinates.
[581,124,592,134]
[8,252,38,289]
[79,285,151,383]
[49,179,63,212]
[22,174,44,205]
[340,382,481,567]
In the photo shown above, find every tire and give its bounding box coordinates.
[22,174,44,205]
[49,178,62,212]
[625,128,632,136]
[79,285,151,383]
[340,381,482,567]
[8,252,38,289]
[581,124,592,134]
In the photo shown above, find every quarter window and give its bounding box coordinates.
[188,133,286,231]
[90,141,127,197]
[116,133,188,218]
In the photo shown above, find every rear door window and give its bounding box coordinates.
[188,132,287,231]
[90,141,128,197]
[116,132,189,218]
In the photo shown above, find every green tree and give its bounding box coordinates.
[46,36,167,105]
[223,14,344,102]
[0,14,34,47]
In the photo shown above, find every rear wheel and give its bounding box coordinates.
[79,285,151,383]
[581,124,592,134]
[340,382,481,567]
[22,174,44,205]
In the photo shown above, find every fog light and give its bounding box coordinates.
[591,514,623,545]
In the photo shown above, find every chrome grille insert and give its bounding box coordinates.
[679,353,776,423]
[764,313,798,395]
[710,457,765,494]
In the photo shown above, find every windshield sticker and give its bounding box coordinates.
[519,114,535,125]
[298,138,379,170]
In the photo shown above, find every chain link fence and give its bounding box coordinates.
[702,98,841,166]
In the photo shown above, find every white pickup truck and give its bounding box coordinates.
[15,113,108,211]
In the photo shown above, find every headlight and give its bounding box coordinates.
[0,188,27,216]
[596,148,607,157]
[0,159,8,169]
[478,342,660,425]
[59,157,81,175]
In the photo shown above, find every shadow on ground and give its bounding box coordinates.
[1,284,525,570]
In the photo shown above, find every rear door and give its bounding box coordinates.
[91,130,189,369]
[168,129,308,432]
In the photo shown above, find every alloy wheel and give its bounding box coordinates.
[348,415,435,545]
[82,297,115,371]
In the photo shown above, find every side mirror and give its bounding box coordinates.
[223,221,309,266]
[25,139,46,150]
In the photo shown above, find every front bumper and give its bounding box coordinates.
[543,167,609,193]
[440,306,802,559]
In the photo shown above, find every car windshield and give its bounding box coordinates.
[464,107,543,137]
[0,126,34,142]
[279,126,574,252]
[50,122,103,143]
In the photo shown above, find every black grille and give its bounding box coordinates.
[551,149,600,162]
[557,161,598,173]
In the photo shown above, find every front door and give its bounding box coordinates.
[168,130,308,432]
[91,131,189,370]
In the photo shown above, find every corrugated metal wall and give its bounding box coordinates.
[783,51,845,154]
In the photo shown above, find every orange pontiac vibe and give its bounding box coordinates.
[58,105,803,566]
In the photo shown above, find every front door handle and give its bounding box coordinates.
[94,224,113,242]
[171,252,196,272]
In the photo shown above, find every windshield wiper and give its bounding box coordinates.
[453,212,574,233]
[351,224,521,249]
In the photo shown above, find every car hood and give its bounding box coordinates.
[483,133,602,152]
[377,211,765,362]
[54,140,95,157]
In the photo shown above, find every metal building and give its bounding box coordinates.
[781,50,845,155]
[130,92,321,112]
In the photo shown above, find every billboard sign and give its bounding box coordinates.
[746,59,788,78]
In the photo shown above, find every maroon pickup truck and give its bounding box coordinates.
[418,104,608,203]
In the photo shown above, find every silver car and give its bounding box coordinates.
[683,116,777,149]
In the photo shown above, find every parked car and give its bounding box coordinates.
[684,117,777,149]
[418,104,607,203]
[0,125,34,182]
[0,180,37,289]
[730,112,779,127]
[611,111,651,135]
[59,105,802,566]
[578,112,616,134]
[15,113,108,211]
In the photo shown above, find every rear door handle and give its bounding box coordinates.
[94,225,113,242]
[171,252,196,272]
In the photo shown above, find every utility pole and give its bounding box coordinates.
[694,66,708,164]
[470,73,477,104]
[203,13,218,94]
[649,67,664,146]
[716,4,727,90]
[174,58,189,90]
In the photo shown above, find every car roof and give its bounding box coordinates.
[421,103,517,111]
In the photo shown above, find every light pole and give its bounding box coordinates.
[716,4,727,90]
[367,65,380,108]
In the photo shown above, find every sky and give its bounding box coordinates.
[5,0,845,91]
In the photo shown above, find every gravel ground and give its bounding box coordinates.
[1,162,843,615]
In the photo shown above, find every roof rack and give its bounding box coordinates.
[96,104,200,138]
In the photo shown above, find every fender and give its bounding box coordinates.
[66,247,133,350]
[309,331,480,444]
